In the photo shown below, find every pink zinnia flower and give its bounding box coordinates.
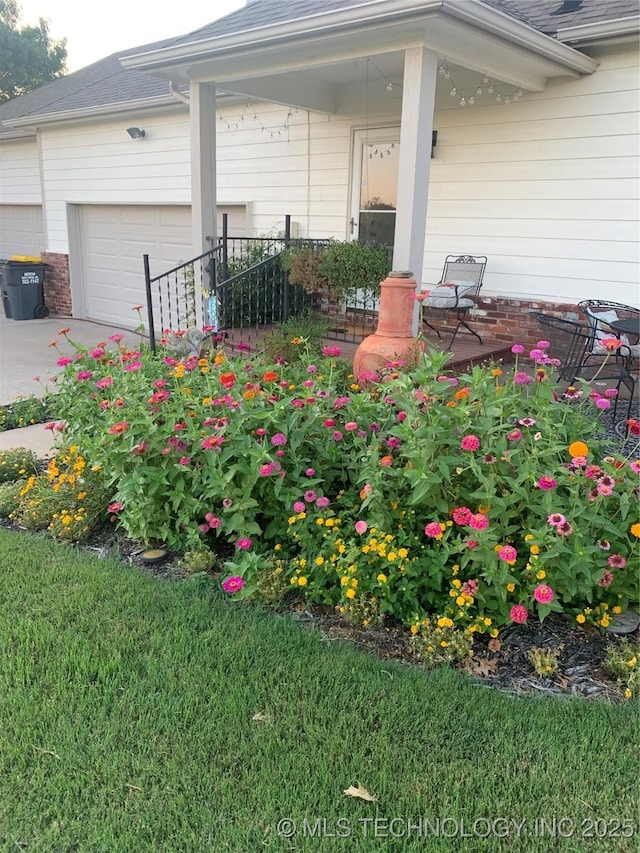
[95,376,113,389]
[608,554,626,569]
[316,496,330,509]
[547,513,566,527]
[534,584,554,604]
[345,421,358,431]
[222,576,244,594]
[511,344,525,354]
[76,371,93,381]
[333,431,343,442]
[424,521,443,538]
[89,347,106,359]
[107,421,128,435]
[205,514,221,529]
[507,429,522,441]
[132,442,148,455]
[594,398,611,410]
[108,334,124,343]
[56,356,73,367]
[236,538,252,550]
[557,521,573,536]
[536,340,550,350]
[599,569,614,588]
[452,506,473,525]
[323,418,335,428]
[537,476,557,491]
[293,501,306,513]
[260,463,276,477]
[355,520,368,535]
[631,460,640,474]
[178,456,191,466]
[519,418,536,427]
[469,513,489,531]
[513,372,532,385]
[305,468,316,476]
[510,604,529,624]
[304,490,317,503]
[322,345,341,357]
[498,545,517,564]
[466,539,479,550]
[271,433,287,446]
[461,434,480,451]
[107,502,123,513]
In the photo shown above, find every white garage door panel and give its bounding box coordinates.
[80,205,192,328]
[0,205,45,259]
[79,204,246,328]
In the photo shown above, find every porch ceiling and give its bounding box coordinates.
[122,0,598,114]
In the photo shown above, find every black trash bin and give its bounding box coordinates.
[1,287,12,318]
[2,260,49,320]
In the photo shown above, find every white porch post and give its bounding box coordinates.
[190,81,217,327]
[392,47,438,335]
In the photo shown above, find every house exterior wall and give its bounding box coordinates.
[0,41,636,326]
[0,139,42,204]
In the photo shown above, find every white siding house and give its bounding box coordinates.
[0,0,637,332]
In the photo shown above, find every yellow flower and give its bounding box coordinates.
[625,688,633,699]
[297,576,307,587]
[452,579,462,588]
[437,616,453,629]
[299,559,306,568]
[316,518,324,525]
[536,570,546,580]
[576,614,586,624]
[410,624,419,635]
[315,556,324,566]
[398,548,408,559]
[568,440,588,458]
[506,583,515,593]
[630,522,640,538]
[600,614,611,627]
[274,543,281,551]
[350,578,358,588]
[387,552,397,562]
[456,595,465,607]
[612,605,622,614]
[627,656,637,668]
[377,573,387,583]
[530,545,540,555]
[484,618,492,627]
[524,534,534,542]
[345,588,356,599]
[340,576,349,586]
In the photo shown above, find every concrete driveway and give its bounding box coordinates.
[0,313,142,406]
[0,313,141,455]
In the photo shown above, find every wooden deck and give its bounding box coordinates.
[220,325,514,373]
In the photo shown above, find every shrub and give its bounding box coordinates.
[604,638,639,699]
[48,328,639,633]
[10,445,109,542]
[318,240,390,303]
[0,480,25,517]
[0,448,40,483]
[0,395,54,432]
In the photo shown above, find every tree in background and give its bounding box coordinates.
[0,0,66,101]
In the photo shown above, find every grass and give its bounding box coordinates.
[0,529,638,852]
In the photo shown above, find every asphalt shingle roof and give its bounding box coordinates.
[1,0,637,132]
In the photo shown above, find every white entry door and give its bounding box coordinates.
[350,127,400,250]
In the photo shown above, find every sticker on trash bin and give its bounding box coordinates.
[20,272,40,284]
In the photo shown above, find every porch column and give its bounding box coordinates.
[392,47,438,334]
[190,81,217,328]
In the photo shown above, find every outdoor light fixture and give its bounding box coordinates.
[126,126,146,139]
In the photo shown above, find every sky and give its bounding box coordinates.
[17,0,247,72]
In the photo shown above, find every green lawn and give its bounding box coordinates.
[0,529,638,852]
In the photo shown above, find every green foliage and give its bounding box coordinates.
[410,617,474,668]
[0,446,39,482]
[10,445,108,542]
[604,637,639,699]
[318,240,390,302]
[260,312,331,364]
[281,245,329,294]
[0,478,24,516]
[0,0,67,102]
[48,329,639,632]
[0,394,54,431]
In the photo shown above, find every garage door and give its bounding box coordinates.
[78,204,246,328]
[0,205,45,259]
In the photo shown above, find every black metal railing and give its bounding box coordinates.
[143,215,390,353]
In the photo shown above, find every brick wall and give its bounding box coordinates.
[423,296,581,350]
[41,252,72,316]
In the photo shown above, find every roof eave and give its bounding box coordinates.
[121,0,597,79]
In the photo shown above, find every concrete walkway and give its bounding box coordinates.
[0,313,140,457]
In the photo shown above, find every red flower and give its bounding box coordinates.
[107,421,128,435]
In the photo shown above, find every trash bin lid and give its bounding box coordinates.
[9,254,41,262]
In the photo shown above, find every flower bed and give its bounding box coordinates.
[29,327,640,646]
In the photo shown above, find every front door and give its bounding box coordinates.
[350,127,400,250]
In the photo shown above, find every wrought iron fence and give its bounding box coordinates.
[143,215,390,353]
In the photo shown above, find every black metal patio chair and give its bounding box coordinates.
[530,311,636,421]
[577,299,640,365]
[421,255,487,346]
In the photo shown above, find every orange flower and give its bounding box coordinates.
[455,387,470,400]
[568,441,589,458]
[220,372,236,389]
[600,337,622,351]
[380,455,393,467]
[262,371,278,382]
[58,327,71,335]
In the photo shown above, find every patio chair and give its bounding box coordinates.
[530,311,636,421]
[421,255,487,346]
[577,300,640,364]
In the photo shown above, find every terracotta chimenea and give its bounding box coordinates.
[353,271,424,377]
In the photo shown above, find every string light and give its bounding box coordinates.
[437,61,524,107]
[217,100,296,139]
